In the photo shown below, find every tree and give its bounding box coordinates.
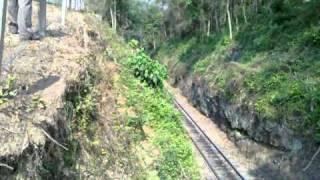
[226,0,233,39]
[85,0,296,46]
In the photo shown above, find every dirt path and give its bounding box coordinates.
[166,83,258,179]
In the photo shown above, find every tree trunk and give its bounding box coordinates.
[242,0,248,24]
[235,14,239,32]
[38,0,46,36]
[153,33,156,50]
[227,0,233,40]
[0,0,7,76]
[254,0,259,13]
[61,0,67,25]
[207,19,211,37]
[110,0,117,31]
[110,8,114,29]
[114,0,117,31]
[214,10,220,32]
[162,24,167,39]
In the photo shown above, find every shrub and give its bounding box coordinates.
[303,26,320,47]
[307,87,320,141]
[127,50,168,88]
[128,39,139,49]
[65,66,98,132]
[0,75,18,105]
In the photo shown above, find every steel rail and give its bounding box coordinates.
[180,107,220,179]
[174,99,245,180]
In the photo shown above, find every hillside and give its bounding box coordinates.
[157,0,320,147]
[0,4,200,179]
[1,0,320,179]
[155,0,320,178]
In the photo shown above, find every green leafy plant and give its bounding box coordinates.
[127,116,146,138]
[65,67,98,132]
[74,91,96,132]
[0,75,18,105]
[127,50,168,88]
[303,26,320,47]
[27,95,46,112]
[128,39,139,49]
[307,87,320,141]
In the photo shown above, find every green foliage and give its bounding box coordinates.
[65,66,98,132]
[63,140,80,168]
[0,75,18,105]
[127,50,168,88]
[121,70,199,179]
[127,116,146,140]
[244,70,320,139]
[128,39,139,49]
[305,86,320,141]
[303,26,320,47]
[27,95,46,113]
[74,91,96,132]
[155,133,196,179]
[156,0,320,142]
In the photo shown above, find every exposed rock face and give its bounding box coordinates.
[169,74,320,179]
[174,75,303,151]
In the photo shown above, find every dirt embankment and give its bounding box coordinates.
[0,5,136,179]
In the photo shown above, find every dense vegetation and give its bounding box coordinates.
[155,1,320,141]
[127,47,168,88]
[120,43,199,179]
[119,68,199,179]
[101,20,200,178]
[85,0,320,141]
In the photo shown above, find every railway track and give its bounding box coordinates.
[174,99,245,180]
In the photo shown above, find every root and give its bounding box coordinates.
[0,163,14,171]
[0,126,22,134]
[41,129,69,151]
[303,146,320,172]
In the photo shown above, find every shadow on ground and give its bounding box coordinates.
[26,75,60,95]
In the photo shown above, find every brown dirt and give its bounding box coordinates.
[0,3,106,177]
